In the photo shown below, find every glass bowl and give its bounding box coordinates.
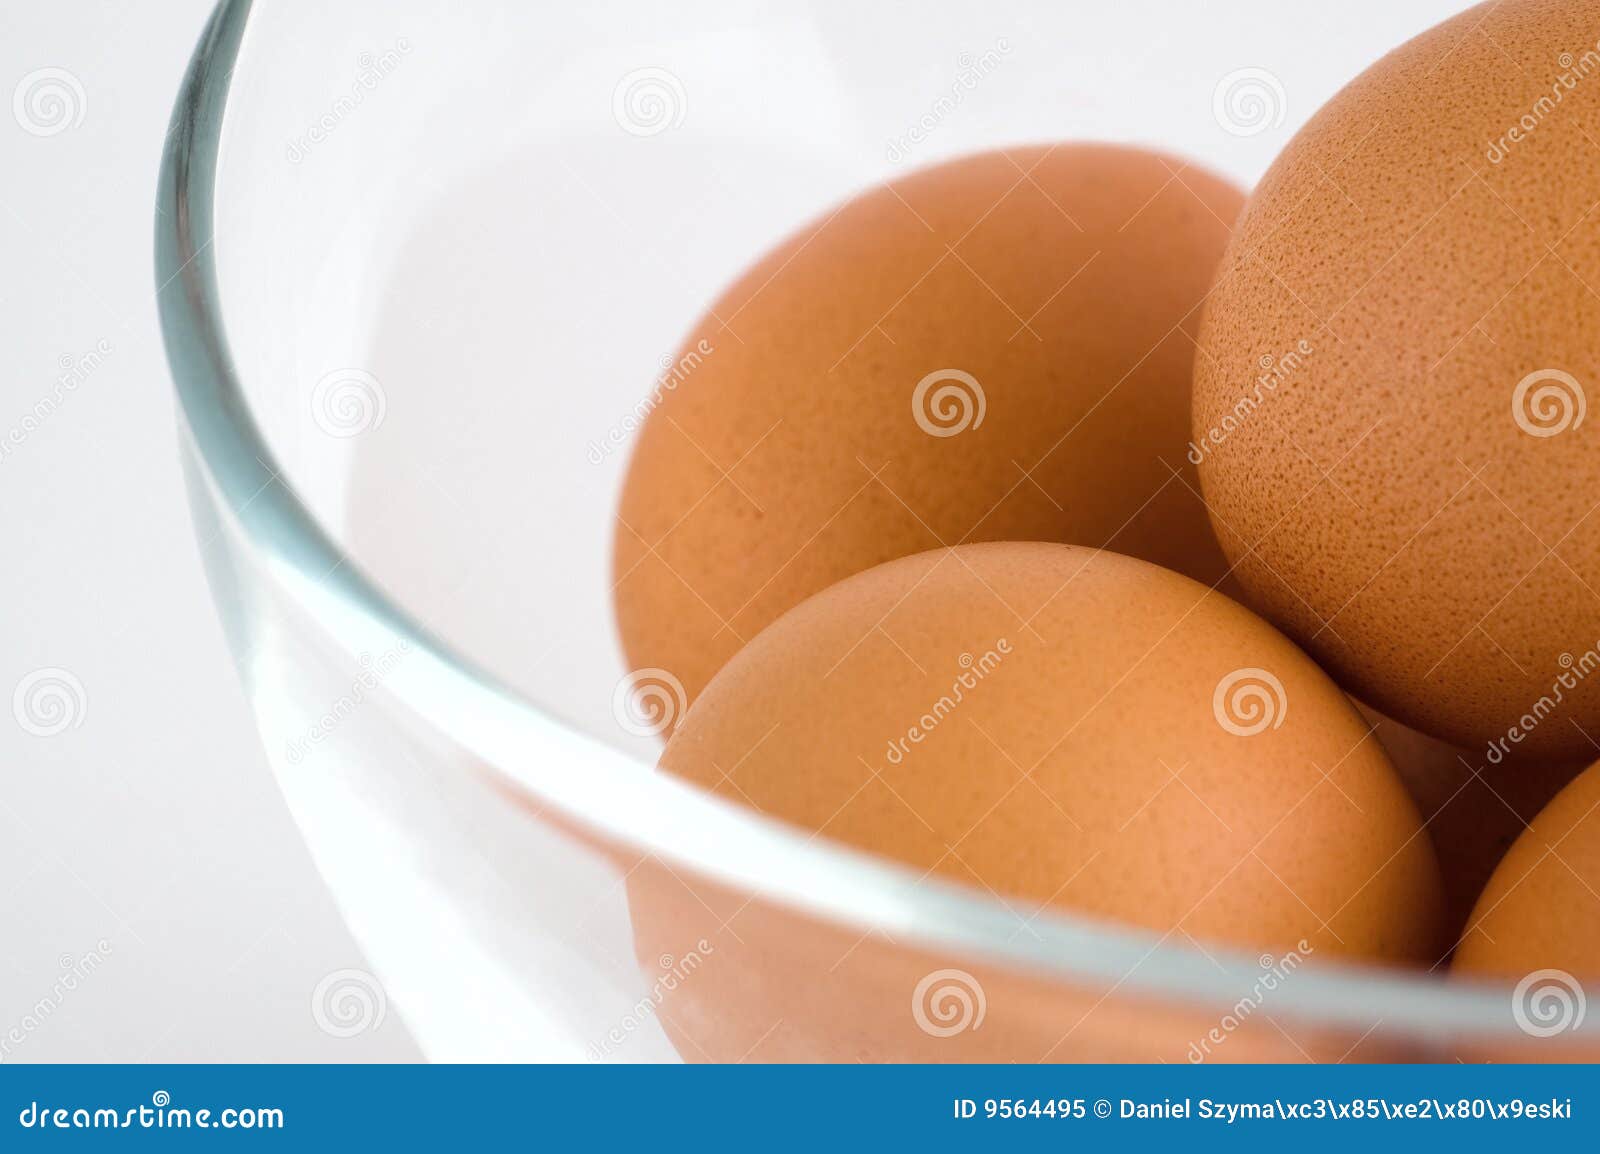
[156,0,1598,1061]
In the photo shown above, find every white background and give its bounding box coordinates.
[0,0,1476,1061]
[0,0,415,1061]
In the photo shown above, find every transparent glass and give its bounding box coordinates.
[156,0,1598,1061]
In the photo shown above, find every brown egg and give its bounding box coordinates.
[616,145,1244,709]
[650,542,1444,964]
[1455,759,1600,977]
[1358,702,1583,948]
[1193,0,1600,757]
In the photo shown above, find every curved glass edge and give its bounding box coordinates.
[151,0,1579,1044]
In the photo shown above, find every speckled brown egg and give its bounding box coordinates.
[616,145,1244,710]
[1359,703,1584,946]
[1455,758,1600,977]
[652,542,1444,962]
[1193,0,1600,758]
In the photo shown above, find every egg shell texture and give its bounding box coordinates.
[659,542,1444,963]
[1455,757,1600,977]
[1193,0,1600,756]
[616,145,1244,706]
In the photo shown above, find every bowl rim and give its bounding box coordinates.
[154,0,1586,1051]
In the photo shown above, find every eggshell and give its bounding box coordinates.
[616,145,1244,708]
[622,855,1413,1063]
[1455,759,1600,978]
[1359,703,1583,947]
[1192,0,1600,757]
[652,542,1443,962]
